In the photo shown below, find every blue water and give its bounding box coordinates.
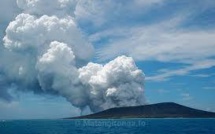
[0,119,215,134]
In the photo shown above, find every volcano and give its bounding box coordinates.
[69,102,215,119]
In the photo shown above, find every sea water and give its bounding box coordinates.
[0,119,215,134]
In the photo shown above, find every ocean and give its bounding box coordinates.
[0,119,215,134]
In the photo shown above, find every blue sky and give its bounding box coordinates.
[79,0,215,112]
[0,0,215,119]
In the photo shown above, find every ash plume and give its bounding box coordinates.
[0,0,145,113]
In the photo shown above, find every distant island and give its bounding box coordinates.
[69,102,215,119]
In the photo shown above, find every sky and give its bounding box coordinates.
[0,0,215,119]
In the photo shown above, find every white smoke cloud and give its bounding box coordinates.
[0,0,145,113]
[3,13,93,63]
[36,41,89,109]
[79,56,145,112]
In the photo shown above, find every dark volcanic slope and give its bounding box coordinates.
[70,102,215,119]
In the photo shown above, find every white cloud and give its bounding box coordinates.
[37,41,76,75]
[189,73,215,78]
[3,13,94,62]
[17,0,77,17]
[146,59,215,81]
[75,0,215,81]
[96,19,215,64]
[1,4,94,108]
[36,41,88,108]
[92,15,215,81]
[134,0,165,6]
[203,87,215,90]
[78,56,145,112]
[190,74,210,78]
[74,0,166,28]
[1,1,146,113]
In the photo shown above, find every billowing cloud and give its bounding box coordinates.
[0,0,145,113]
[79,56,145,112]
[3,13,93,63]
[36,41,89,109]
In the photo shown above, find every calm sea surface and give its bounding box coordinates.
[0,119,215,134]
